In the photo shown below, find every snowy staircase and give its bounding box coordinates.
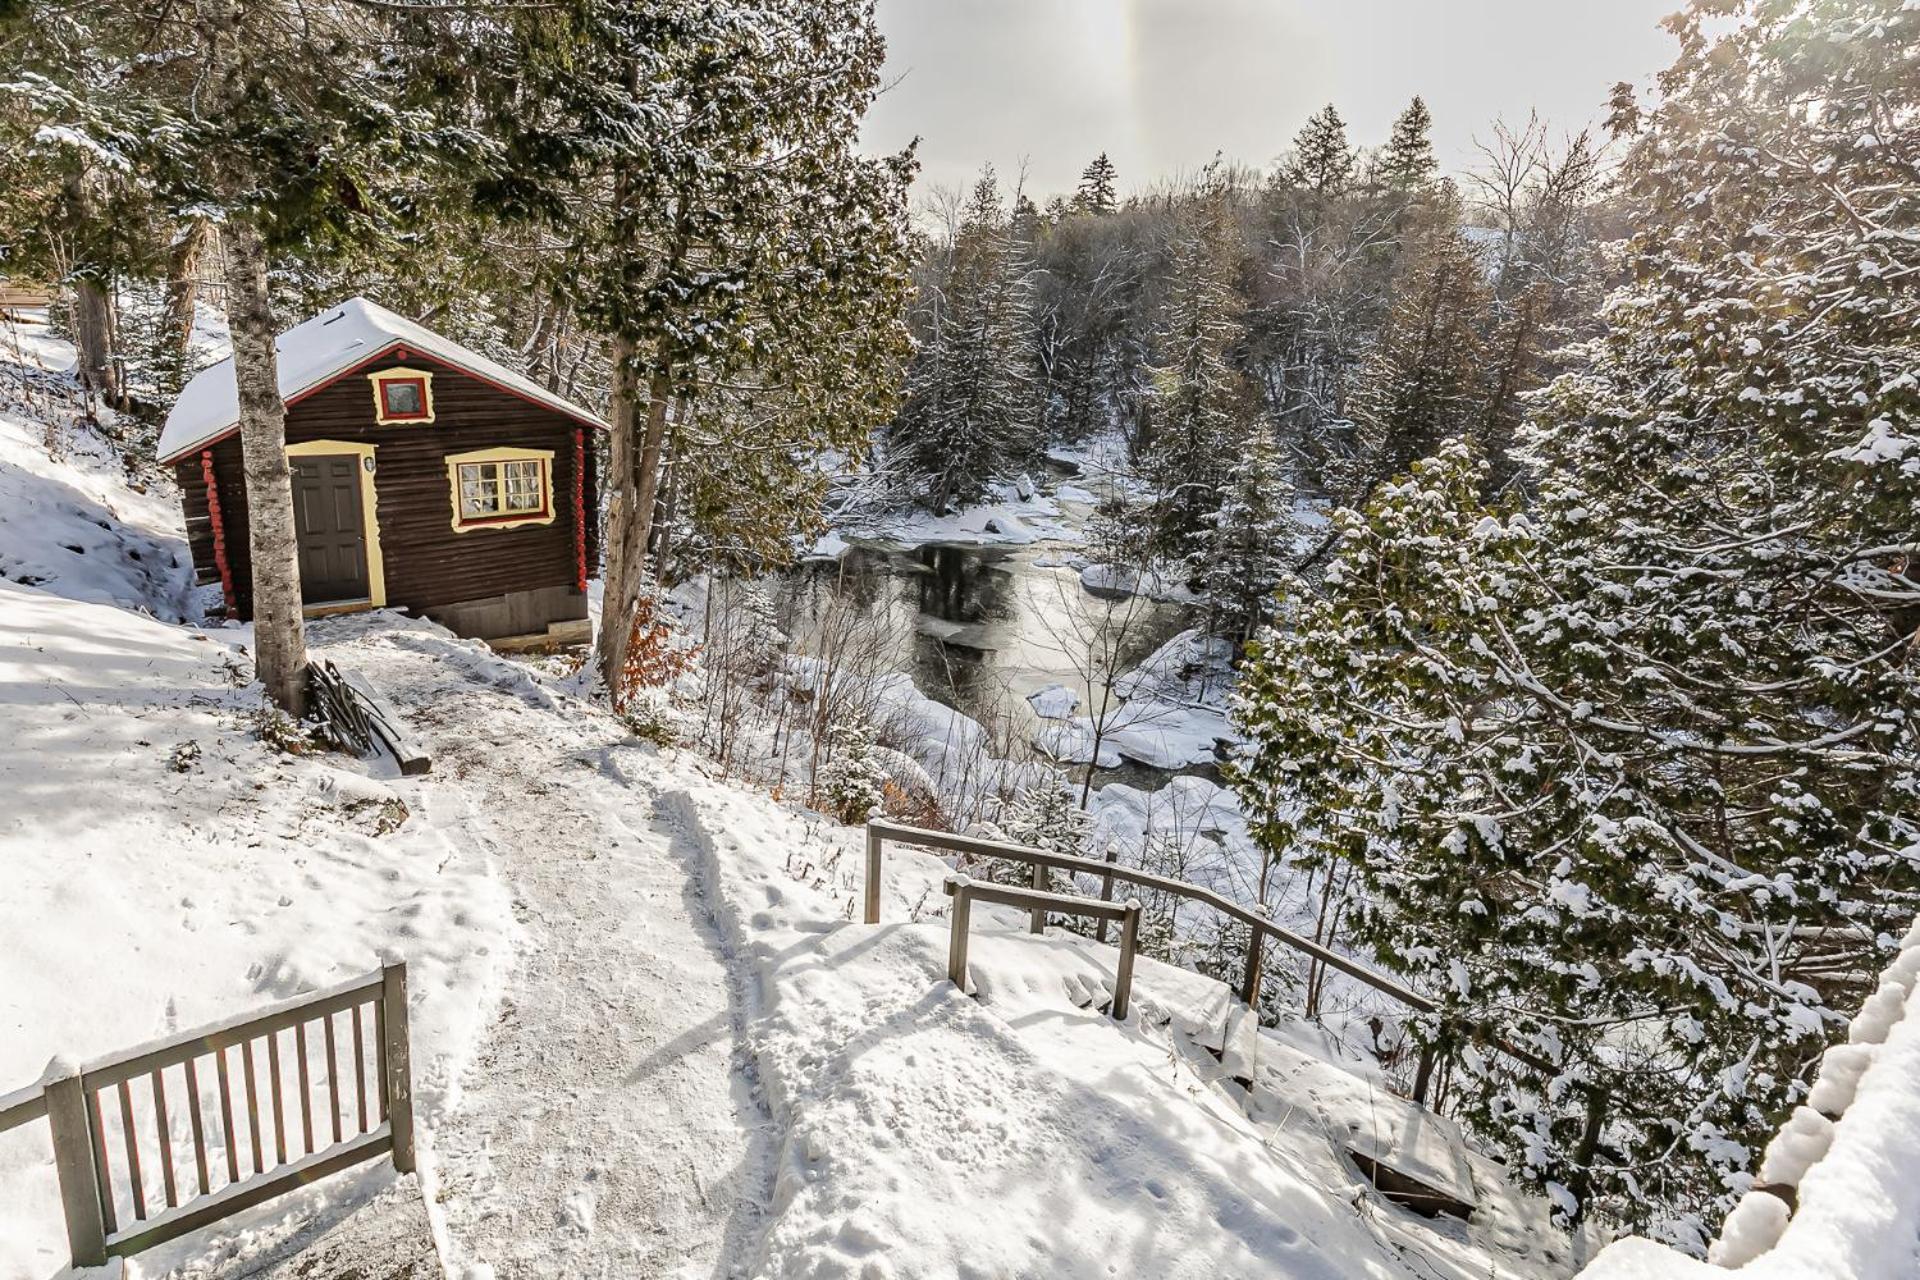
[1170,990,1478,1220]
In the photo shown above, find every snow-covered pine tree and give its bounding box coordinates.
[1195,426,1296,643]
[1142,163,1254,562]
[1075,153,1119,216]
[1234,0,1920,1241]
[1282,105,1356,197]
[989,769,1093,893]
[815,720,888,825]
[889,166,1037,513]
[1335,194,1490,501]
[1376,96,1437,194]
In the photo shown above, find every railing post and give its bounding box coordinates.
[946,877,973,993]
[43,1058,108,1267]
[1094,844,1118,944]
[380,957,416,1175]
[1112,899,1142,1021]
[1238,909,1267,1009]
[1028,858,1047,935]
[864,824,883,924]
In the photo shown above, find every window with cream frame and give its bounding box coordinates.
[368,367,435,425]
[446,446,558,532]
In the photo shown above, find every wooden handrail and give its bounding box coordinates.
[942,875,1144,1020]
[0,1080,49,1136]
[865,820,1561,1081]
[867,819,1435,1011]
[80,973,384,1091]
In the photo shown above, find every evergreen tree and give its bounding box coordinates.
[1283,105,1356,197]
[990,769,1093,893]
[1196,428,1296,643]
[1234,0,1920,1241]
[1143,165,1253,560]
[1378,96,1437,193]
[470,1,913,703]
[1337,200,1489,500]
[1075,152,1119,216]
[889,167,1036,513]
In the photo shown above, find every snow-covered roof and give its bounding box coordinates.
[157,297,605,464]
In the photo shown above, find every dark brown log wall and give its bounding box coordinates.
[176,350,600,624]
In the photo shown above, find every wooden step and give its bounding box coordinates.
[1342,1095,1479,1220]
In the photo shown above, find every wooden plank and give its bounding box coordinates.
[295,1024,315,1156]
[241,1039,264,1174]
[215,1046,240,1184]
[116,1079,146,1222]
[1112,900,1141,1022]
[1344,1095,1479,1220]
[44,1065,108,1267]
[151,1070,178,1209]
[952,879,1130,920]
[374,998,390,1120]
[86,1087,119,1235]
[339,668,431,776]
[1219,1004,1261,1086]
[945,880,972,991]
[323,1013,344,1145]
[266,1030,288,1167]
[104,1127,392,1260]
[381,960,417,1174]
[182,1058,210,1197]
[352,1004,369,1134]
[0,1081,47,1135]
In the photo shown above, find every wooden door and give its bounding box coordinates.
[291,454,371,603]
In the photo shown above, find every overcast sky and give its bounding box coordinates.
[861,0,1681,202]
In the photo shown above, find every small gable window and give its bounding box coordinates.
[368,367,435,425]
[445,446,557,532]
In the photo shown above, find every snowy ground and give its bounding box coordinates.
[0,586,514,1279]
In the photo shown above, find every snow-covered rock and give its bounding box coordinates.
[1025,682,1080,720]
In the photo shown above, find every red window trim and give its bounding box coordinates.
[377,375,432,422]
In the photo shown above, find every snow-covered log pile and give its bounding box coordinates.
[1578,918,1920,1278]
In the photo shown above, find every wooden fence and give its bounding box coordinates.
[865,819,1562,1105]
[0,960,415,1269]
[943,875,1144,1020]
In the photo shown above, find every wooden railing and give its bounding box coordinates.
[865,819,1561,1103]
[943,875,1144,1020]
[0,960,415,1269]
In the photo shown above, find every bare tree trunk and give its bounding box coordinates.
[69,276,119,406]
[62,168,122,408]
[162,218,212,356]
[223,220,308,715]
[595,335,675,705]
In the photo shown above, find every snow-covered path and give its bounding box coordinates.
[321,619,773,1279]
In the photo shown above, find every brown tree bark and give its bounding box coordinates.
[222,219,308,714]
[161,218,212,356]
[63,171,121,407]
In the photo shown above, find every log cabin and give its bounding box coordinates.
[158,298,603,646]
